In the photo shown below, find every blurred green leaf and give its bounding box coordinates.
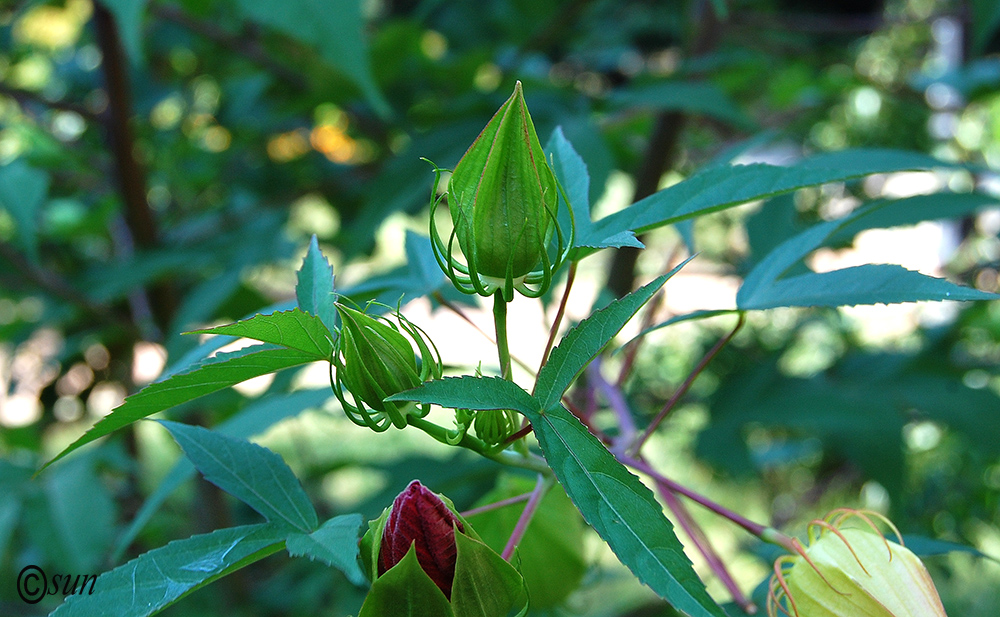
[100,0,148,63]
[971,0,1000,52]
[286,513,366,585]
[50,523,287,617]
[0,159,49,260]
[236,0,389,116]
[159,421,318,533]
[898,536,999,563]
[607,81,752,130]
[42,344,318,471]
[737,206,998,310]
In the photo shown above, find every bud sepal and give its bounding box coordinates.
[360,480,528,617]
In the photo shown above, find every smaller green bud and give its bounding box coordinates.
[473,409,517,446]
[429,81,572,301]
[331,303,442,432]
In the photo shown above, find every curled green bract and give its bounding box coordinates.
[331,302,442,432]
[429,81,572,301]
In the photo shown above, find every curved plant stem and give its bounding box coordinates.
[501,474,553,560]
[407,415,551,476]
[432,290,535,375]
[461,492,532,518]
[657,473,756,614]
[493,291,512,380]
[537,261,577,376]
[627,312,745,456]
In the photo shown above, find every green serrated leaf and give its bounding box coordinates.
[50,523,286,617]
[0,159,49,260]
[296,235,339,334]
[546,127,641,252]
[535,257,693,410]
[586,149,947,250]
[113,388,331,561]
[190,308,334,359]
[286,513,365,585]
[389,375,536,414]
[528,404,726,617]
[158,421,317,533]
[40,344,317,472]
[737,205,998,310]
[740,263,997,310]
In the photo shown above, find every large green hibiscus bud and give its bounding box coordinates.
[358,480,528,617]
[429,81,571,301]
[767,508,948,617]
[331,303,442,432]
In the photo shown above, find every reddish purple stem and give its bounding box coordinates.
[501,474,549,561]
[655,469,757,614]
[618,454,767,539]
[461,492,532,518]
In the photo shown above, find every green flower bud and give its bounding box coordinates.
[331,303,442,432]
[768,509,948,617]
[473,408,517,446]
[429,81,572,301]
[359,480,529,617]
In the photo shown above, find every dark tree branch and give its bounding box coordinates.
[92,2,176,331]
[0,83,99,121]
[604,0,722,298]
[0,240,135,334]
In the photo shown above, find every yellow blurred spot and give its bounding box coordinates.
[474,63,502,93]
[421,30,448,60]
[268,129,311,162]
[14,0,92,50]
[151,95,185,130]
[310,123,357,164]
[202,125,231,152]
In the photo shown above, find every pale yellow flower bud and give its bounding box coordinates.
[768,509,948,617]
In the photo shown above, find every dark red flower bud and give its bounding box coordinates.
[377,480,465,598]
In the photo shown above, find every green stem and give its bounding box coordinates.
[407,415,551,476]
[493,291,512,380]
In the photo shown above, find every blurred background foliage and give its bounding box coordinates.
[1,0,999,615]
